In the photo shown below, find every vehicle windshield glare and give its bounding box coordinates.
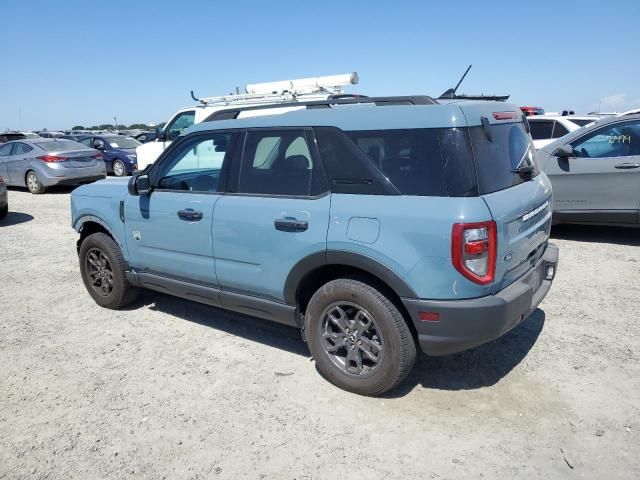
[37,140,86,152]
[106,137,141,149]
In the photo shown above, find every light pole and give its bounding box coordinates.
[114,116,118,133]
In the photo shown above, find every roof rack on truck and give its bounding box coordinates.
[190,72,360,107]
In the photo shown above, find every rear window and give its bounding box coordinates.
[35,140,85,152]
[345,128,476,196]
[567,119,594,127]
[468,122,538,194]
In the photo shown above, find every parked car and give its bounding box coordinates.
[0,139,106,194]
[538,113,640,226]
[37,131,65,139]
[133,131,156,143]
[0,131,26,144]
[71,98,558,395]
[136,72,359,170]
[78,135,140,176]
[0,174,7,219]
[528,115,599,149]
[520,106,545,116]
[61,134,88,141]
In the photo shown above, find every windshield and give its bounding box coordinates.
[469,122,538,194]
[105,137,141,149]
[36,140,87,152]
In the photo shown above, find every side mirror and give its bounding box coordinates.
[128,173,151,196]
[155,126,165,141]
[554,145,575,158]
[94,140,105,150]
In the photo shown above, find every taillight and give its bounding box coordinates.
[451,221,497,285]
[92,153,103,160]
[37,155,68,163]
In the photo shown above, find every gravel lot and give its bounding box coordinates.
[1,187,639,479]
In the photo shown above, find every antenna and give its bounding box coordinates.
[452,64,472,96]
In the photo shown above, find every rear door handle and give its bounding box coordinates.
[274,218,308,232]
[177,208,203,221]
[614,163,640,169]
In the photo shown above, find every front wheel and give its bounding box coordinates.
[26,171,46,194]
[79,232,139,309]
[305,278,416,396]
[112,159,126,177]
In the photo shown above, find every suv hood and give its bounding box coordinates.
[73,177,129,198]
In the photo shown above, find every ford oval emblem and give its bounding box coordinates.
[504,252,513,262]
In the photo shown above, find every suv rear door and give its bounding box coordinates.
[212,128,330,308]
[544,118,640,224]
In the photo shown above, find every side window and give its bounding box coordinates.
[238,130,315,196]
[79,137,93,147]
[552,122,569,138]
[0,143,13,157]
[571,121,640,158]
[165,111,196,141]
[529,120,554,140]
[156,132,235,192]
[12,143,33,155]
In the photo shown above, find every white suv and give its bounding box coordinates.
[136,73,359,170]
[528,115,599,149]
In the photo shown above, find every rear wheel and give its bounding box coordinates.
[0,203,7,219]
[305,278,416,396]
[26,171,46,194]
[79,232,139,309]
[112,159,126,177]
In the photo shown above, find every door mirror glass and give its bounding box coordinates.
[128,173,151,196]
[94,140,105,150]
[154,126,164,141]
[554,145,575,158]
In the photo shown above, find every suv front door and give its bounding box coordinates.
[212,128,330,307]
[124,131,238,285]
[545,119,640,224]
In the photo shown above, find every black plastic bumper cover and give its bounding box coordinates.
[403,242,559,356]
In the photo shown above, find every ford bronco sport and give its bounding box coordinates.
[71,97,558,395]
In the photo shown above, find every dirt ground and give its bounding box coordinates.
[1,187,639,479]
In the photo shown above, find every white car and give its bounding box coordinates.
[528,115,599,149]
[136,73,359,170]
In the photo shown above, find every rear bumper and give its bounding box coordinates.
[403,242,559,356]
[40,165,107,187]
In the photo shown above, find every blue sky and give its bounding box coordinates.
[1,0,638,131]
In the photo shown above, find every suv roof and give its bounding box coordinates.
[189,100,517,136]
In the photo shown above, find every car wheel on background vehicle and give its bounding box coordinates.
[26,171,46,194]
[0,203,7,219]
[305,278,417,396]
[79,232,139,309]
[112,160,126,177]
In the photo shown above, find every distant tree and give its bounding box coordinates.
[71,125,85,131]
[128,123,148,130]
[157,122,166,129]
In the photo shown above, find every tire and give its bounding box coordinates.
[305,278,417,396]
[0,203,7,219]
[26,171,46,194]
[79,232,139,309]
[112,159,126,177]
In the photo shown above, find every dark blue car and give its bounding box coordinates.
[78,135,140,176]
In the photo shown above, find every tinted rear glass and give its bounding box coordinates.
[36,140,86,152]
[528,120,554,139]
[468,122,538,194]
[345,128,476,196]
[568,119,594,127]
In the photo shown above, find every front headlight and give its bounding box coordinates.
[126,154,137,161]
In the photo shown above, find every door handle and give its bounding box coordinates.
[614,163,640,169]
[177,208,203,221]
[274,218,309,232]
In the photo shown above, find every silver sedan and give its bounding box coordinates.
[0,139,106,194]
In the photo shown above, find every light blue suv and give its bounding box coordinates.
[71,96,559,395]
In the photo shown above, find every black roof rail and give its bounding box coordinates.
[203,95,438,122]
